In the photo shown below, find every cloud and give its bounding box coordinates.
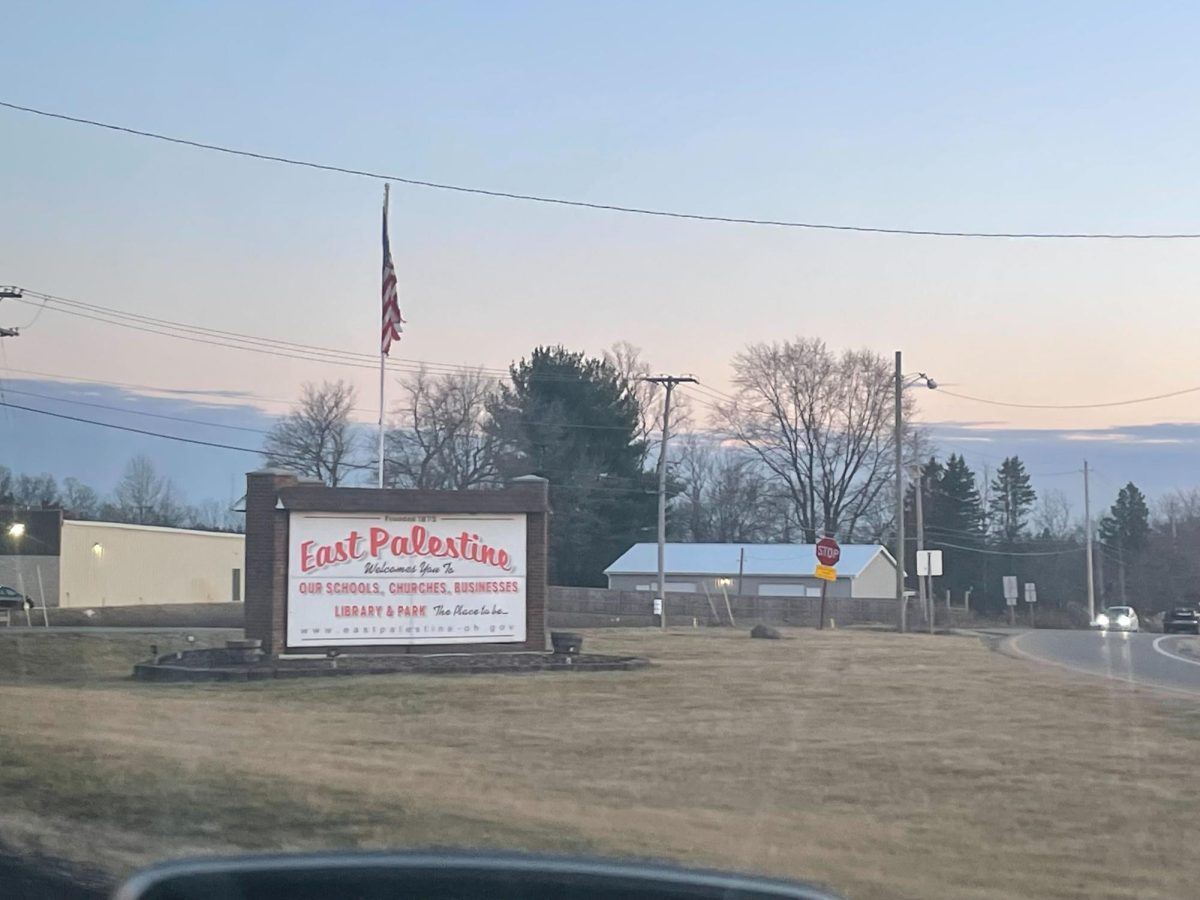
[1060,432,1136,443]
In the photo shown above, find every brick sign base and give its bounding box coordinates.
[243,470,550,657]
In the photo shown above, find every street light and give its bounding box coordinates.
[7,522,25,538]
[894,353,937,633]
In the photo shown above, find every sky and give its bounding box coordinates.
[4,2,1200,509]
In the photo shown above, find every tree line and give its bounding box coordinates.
[261,337,1186,610]
[0,455,242,532]
[899,453,1161,615]
[8,336,1182,611]
[269,340,904,584]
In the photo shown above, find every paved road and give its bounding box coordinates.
[1007,628,1200,695]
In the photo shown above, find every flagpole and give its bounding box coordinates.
[378,183,389,490]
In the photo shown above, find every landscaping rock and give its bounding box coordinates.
[750,624,782,640]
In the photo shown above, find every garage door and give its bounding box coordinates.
[758,583,821,598]
[635,582,697,593]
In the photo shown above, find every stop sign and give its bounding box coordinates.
[815,536,841,567]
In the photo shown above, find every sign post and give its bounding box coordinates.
[1003,575,1018,626]
[916,550,944,634]
[1024,582,1037,628]
[814,537,840,630]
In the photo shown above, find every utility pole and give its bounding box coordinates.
[894,351,906,633]
[736,547,745,596]
[892,354,937,634]
[644,374,697,631]
[915,469,926,628]
[0,286,22,338]
[1084,460,1095,623]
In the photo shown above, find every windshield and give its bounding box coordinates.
[4,5,1200,900]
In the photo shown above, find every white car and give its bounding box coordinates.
[1094,605,1139,632]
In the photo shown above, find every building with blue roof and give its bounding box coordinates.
[603,542,898,599]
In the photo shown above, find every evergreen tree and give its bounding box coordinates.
[1099,482,1150,553]
[935,454,985,538]
[1099,482,1149,605]
[488,346,656,586]
[909,454,986,607]
[988,456,1037,543]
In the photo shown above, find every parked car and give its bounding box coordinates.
[1094,606,1139,632]
[1162,607,1200,635]
[0,585,31,610]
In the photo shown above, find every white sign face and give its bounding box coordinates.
[916,550,944,577]
[1024,583,1037,604]
[1002,575,1019,601]
[286,512,527,647]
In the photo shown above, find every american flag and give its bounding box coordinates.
[381,198,404,355]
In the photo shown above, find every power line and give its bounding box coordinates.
[20,289,489,375]
[8,98,1200,240]
[1,364,659,434]
[927,538,1085,557]
[0,365,335,410]
[15,289,647,390]
[684,382,737,406]
[0,400,666,493]
[0,399,269,454]
[0,386,271,435]
[938,385,1200,410]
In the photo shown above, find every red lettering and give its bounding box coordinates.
[369,527,389,557]
[300,540,317,573]
[300,524,515,574]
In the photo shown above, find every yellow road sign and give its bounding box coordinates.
[815,564,837,582]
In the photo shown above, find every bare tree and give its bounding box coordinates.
[604,340,692,471]
[111,455,184,526]
[384,367,498,490]
[718,339,906,542]
[13,473,59,508]
[1156,488,1200,537]
[262,380,358,487]
[61,477,100,519]
[1034,489,1074,539]
[713,453,773,541]
[673,434,715,540]
[672,435,776,542]
[187,498,243,532]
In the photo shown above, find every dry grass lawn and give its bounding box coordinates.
[0,627,1197,899]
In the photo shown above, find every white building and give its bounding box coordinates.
[0,512,244,608]
[603,542,898,599]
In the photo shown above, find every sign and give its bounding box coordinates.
[815,537,841,567]
[814,564,837,582]
[1024,583,1037,604]
[1002,576,1018,600]
[286,512,527,647]
[916,549,943,577]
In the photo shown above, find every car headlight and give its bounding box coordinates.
[1096,614,1109,626]
[1117,615,1131,627]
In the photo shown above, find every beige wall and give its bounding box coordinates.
[60,521,245,608]
[850,551,898,598]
